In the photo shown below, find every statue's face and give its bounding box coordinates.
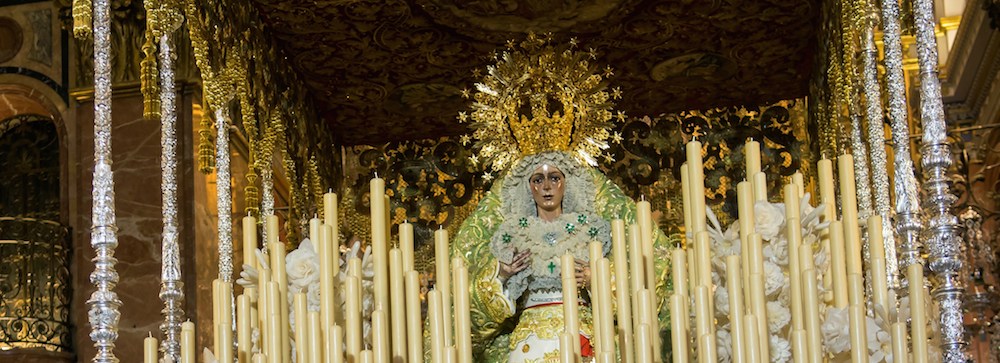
[529,163,565,217]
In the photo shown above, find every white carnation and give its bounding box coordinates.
[821,307,851,354]
[763,238,789,266]
[763,261,785,296]
[766,301,790,333]
[769,335,792,363]
[715,283,730,316]
[754,201,785,241]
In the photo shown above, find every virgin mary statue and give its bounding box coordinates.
[447,34,675,363]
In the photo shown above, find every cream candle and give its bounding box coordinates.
[144,333,158,363]
[434,227,453,348]
[371,178,390,318]
[829,220,849,308]
[725,255,746,363]
[669,294,688,363]
[243,216,258,272]
[400,222,415,272]
[181,321,195,363]
[238,294,251,363]
[308,311,322,363]
[745,139,761,178]
[562,254,582,357]
[613,219,635,363]
[686,141,708,233]
[453,258,473,363]
[428,291,445,363]
[390,249,408,363]
[908,264,928,363]
[294,293,308,363]
[405,271,424,363]
[346,276,362,361]
[324,191,337,226]
[330,325,345,363]
[752,172,767,203]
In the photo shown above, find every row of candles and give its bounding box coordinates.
[140,138,935,362]
[141,179,672,362]
[669,138,932,363]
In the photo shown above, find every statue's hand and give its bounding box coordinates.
[573,258,591,289]
[499,248,532,283]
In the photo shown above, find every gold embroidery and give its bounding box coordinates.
[508,304,594,351]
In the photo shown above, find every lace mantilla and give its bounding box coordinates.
[491,212,611,302]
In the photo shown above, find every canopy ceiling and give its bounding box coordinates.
[249,0,820,145]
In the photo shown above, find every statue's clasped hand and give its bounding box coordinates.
[499,248,532,283]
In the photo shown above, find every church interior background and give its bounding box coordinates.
[0,0,999,362]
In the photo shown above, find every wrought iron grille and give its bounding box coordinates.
[0,217,71,352]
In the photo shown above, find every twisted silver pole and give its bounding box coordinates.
[216,107,234,282]
[913,0,967,360]
[879,0,923,273]
[158,32,184,361]
[87,0,121,359]
[859,9,901,291]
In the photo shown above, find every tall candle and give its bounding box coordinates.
[243,216,258,272]
[269,239,291,363]
[908,264,928,363]
[588,241,603,353]
[693,286,711,339]
[266,282,283,363]
[612,219,635,363]
[238,294,252,363]
[792,171,804,198]
[636,198,656,290]
[891,322,908,363]
[752,172,767,202]
[320,224,338,341]
[737,181,755,292]
[725,255,746,363]
[838,154,863,277]
[745,139,761,178]
[212,279,221,355]
[628,223,646,330]
[681,163,693,239]
[324,192,337,226]
[373,310,390,363]
[867,215,890,314]
[596,258,615,355]
[561,254,582,357]
[790,329,807,363]
[816,159,836,222]
[346,276,362,361]
[361,350,374,363]
[330,325,345,363]
[434,227,453,347]
[144,333,158,363]
[400,222,415,272]
[742,314,761,363]
[828,221,849,308]
[390,249,408,363]
[308,311,322,363]
[405,271,425,363]
[310,217,322,254]
[428,291,445,363]
[669,294,688,363]
[801,268,823,363]
[848,304,870,363]
[454,259,474,363]
[294,293,308,363]
[635,323,652,363]
[694,232,712,293]
[748,273,769,363]
[785,217,804,332]
[181,321,195,363]
[686,140,708,233]
[560,333,576,363]
[257,270,271,359]
[371,177,390,318]
[697,333,717,363]
[219,281,234,363]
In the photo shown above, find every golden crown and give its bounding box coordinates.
[460,33,624,173]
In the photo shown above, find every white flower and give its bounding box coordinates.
[822,307,851,354]
[715,283,730,316]
[286,239,320,290]
[716,328,733,363]
[754,201,785,241]
[867,316,892,362]
[766,301,790,333]
[769,335,792,363]
[763,261,785,296]
[763,238,789,266]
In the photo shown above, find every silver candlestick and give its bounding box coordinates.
[87,0,122,360]
[913,0,967,360]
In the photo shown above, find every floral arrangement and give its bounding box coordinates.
[237,238,376,358]
[703,194,909,363]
